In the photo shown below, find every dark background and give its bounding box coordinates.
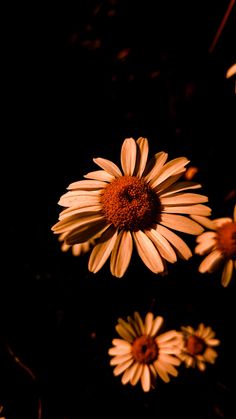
[2,1,236,418]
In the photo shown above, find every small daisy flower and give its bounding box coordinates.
[192,205,236,287]
[108,311,182,392]
[52,137,211,277]
[179,323,220,371]
[58,232,96,256]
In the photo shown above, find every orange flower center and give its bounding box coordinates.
[100,176,160,231]
[217,222,236,259]
[186,335,206,355]
[132,335,158,364]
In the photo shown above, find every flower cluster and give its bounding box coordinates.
[108,312,220,392]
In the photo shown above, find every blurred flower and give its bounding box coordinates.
[58,232,96,256]
[108,312,182,392]
[192,205,236,287]
[179,323,220,371]
[226,63,236,78]
[52,137,211,277]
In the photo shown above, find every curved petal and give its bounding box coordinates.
[146,229,177,263]
[110,231,133,278]
[120,137,137,176]
[144,312,154,335]
[113,359,134,376]
[150,157,189,188]
[195,239,215,256]
[84,170,115,182]
[93,157,122,178]
[150,316,164,337]
[121,362,139,385]
[141,365,151,392]
[144,152,168,183]
[199,249,224,273]
[65,219,109,245]
[133,230,165,273]
[67,179,107,190]
[159,181,202,197]
[88,227,118,273]
[134,137,149,178]
[155,224,192,260]
[52,212,104,234]
[130,363,143,386]
[221,259,233,287]
[160,213,204,235]
[162,204,211,216]
[213,217,233,228]
[190,215,215,230]
[160,193,208,206]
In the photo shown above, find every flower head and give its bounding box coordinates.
[179,323,220,371]
[108,311,182,392]
[192,205,236,287]
[52,137,211,277]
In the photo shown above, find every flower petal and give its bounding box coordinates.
[135,137,149,178]
[121,362,139,385]
[120,137,137,176]
[141,365,151,392]
[144,312,154,335]
[110,231,133,278]
[160,214,204,235]
[213,217,233,228]
[93,157,122,178]
[146,229,177,263]
[160,193,208,206]
[221,259,234,287]
[84,170,115,182]
[65,218,109,245]
[153,360,170,383]
[144,152,168,182]
[113,359,134,376]
[67,179,107,190]
[159,181,202,197]
[88,227,118,273]
[191,215,215,230]
[130,363,143,386]
[133,230,165,273]
[162,204,211,216]
[199,249,224,273]
[150,157,189,188]
[110,353,133,366]
[155,224,192,260]
[150,316,164,337]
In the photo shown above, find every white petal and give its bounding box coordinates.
[162,204,211,216]
[110,353,133,366]
[135,137,149,178]
[160,354,181,366]
[160,213,204,235]
[88,227,118,273]
[155,224,192,260]
[196,231,216,244]
[108,346,131,356]
[207,339,220,347]
[213,217,233,228]
[84,170,115,182]
[121,362,139,385]
[93,157,122,178]
[134,312,145,335]
[133,230,165,273]
[156,330,180,344]
[144,312,154,335]
[144,152,168,183]
[113,359,134,376]
[110,231,133,278]
[150,316,164,337]
[130,363,143,385]
[118,318,137,338]
[141,365,151,392]
[154,172,186,194]
[59,205,101,221]
[66,219,109,245]
[115,324,134,342]
[120,137,137,176]
[146,229,177,263]
[52,212,104,234]
[160,193,208,206]
[150,157,189,188]
[112,339,132,349]
[158,360,178,377]
[199,249,224,273]
[221,259,234,287]
[203,348,218,363]
[195,239,215,256]
[58,191,100,207]
[153,360,170,383]
[67,179,107,190]
[190,215,215,230]
[159,181,202,197]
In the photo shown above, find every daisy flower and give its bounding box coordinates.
[192,205,236,287]
[108,311,182,392]
[58,232,96,256]
[179,323,220,371]
[52,137,211,277]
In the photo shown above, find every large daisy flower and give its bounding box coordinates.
[192,205,236,287]
[52,137,211,277]
[108,311,182,392]
[179,323,220,371]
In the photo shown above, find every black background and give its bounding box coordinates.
[2,1,236,418]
